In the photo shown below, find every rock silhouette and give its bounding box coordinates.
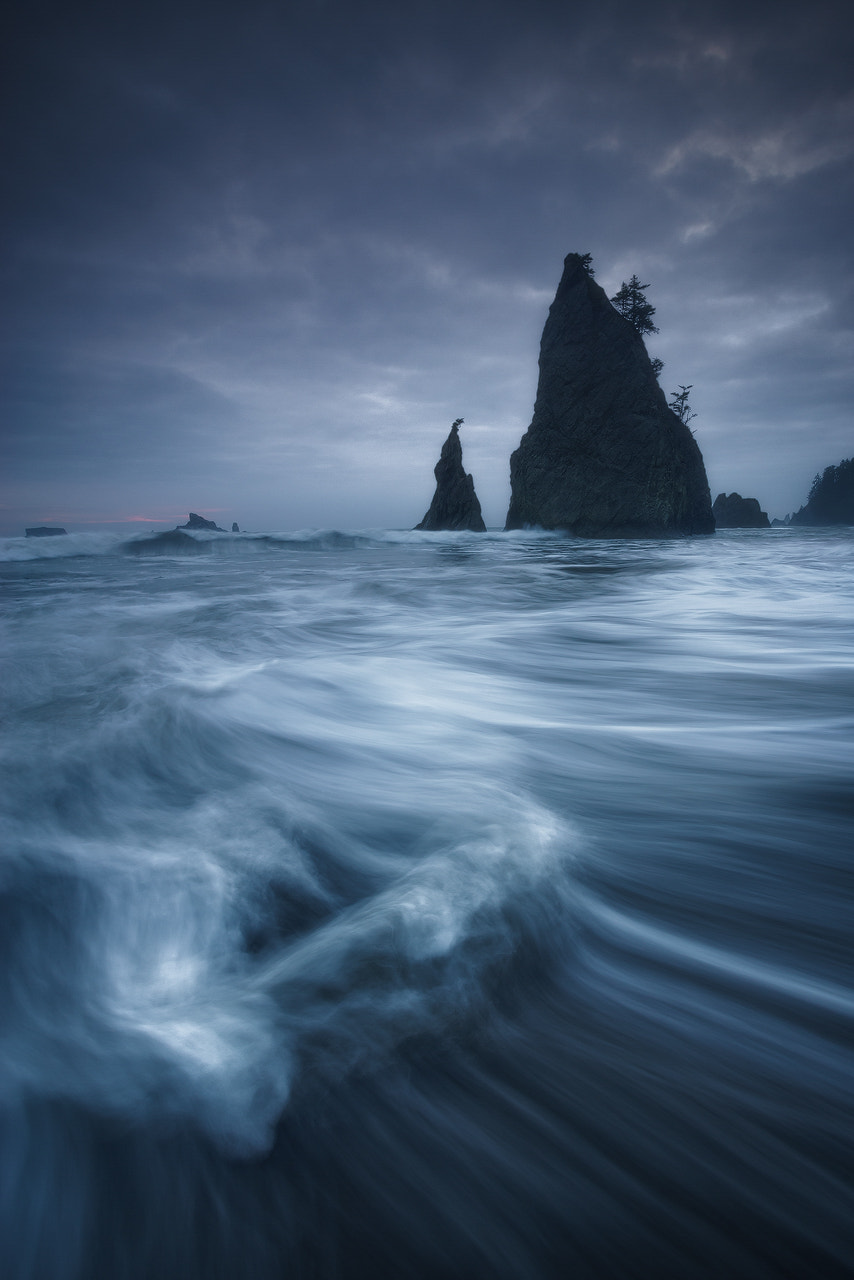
[179,513,226,532]
[416,421,486,532]
[790,458,854,525]
[712,493,770,528]
[505,254,714,537]
[25,527,67,537]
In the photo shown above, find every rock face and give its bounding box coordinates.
[505,254,714,537]
[416,421,486,532]
[232,522,240,533]
[25,527,67,537]
[712,493,770,528]
[179,513,226,532]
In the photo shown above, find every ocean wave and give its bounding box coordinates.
[0,524,570,562]
[2,527,852,1279]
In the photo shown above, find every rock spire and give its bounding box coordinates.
[505,254,714,537]
[416,420,486,532]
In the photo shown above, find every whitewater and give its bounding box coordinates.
[1,525,852,1279]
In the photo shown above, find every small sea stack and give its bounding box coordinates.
[179,513,226,532]
[416,420,486,532]
[712,493,770,528]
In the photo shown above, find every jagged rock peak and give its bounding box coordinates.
[416,420,486,532]
[505,253,714,537]
[712,493,770,528]
[179,512,226,532]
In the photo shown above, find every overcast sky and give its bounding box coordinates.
[3,0,853,533]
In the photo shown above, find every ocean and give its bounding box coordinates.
[1,525,852,1279]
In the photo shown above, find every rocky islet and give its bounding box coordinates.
[504,253,714,537]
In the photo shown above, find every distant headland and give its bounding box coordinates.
[790,459,854,526]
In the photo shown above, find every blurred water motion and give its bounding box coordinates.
[1,526,852,1278]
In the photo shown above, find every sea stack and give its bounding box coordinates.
[505,254,714,536]
[179,513,226,532]
[416,420,487,532]
[712,493,770,528]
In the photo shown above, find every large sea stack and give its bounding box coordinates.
[416,420,486,532]
[505,254,714,536]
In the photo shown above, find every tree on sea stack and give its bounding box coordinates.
[668,385,697,428]
[610,274,659,337]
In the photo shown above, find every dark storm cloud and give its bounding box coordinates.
[3,0,853,530]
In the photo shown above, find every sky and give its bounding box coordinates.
[3,0,853,533]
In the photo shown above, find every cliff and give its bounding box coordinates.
[416,421,486,532]
[505,254,714,537]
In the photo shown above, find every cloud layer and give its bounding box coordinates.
[3,0,853,531]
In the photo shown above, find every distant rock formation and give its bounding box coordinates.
[232,522,240,533]
[790,457,854,525]
[416,420,486,532]
[505,253,714,537]
[179,513,226,532]
[25,526,67,537]
[712,493,770,528]
[770,516,791,527]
